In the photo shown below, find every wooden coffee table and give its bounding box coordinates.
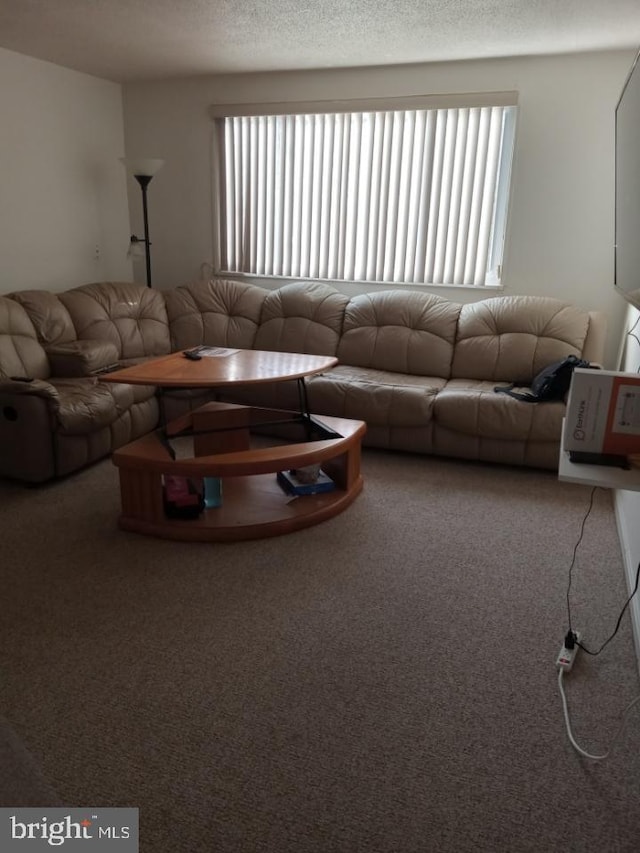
[103,349,366,541]
[104,347,337,389]
[103,347,338,425]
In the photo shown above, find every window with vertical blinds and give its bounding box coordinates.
[211,95,517,288]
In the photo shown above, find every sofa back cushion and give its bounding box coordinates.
[337,290,461,377]
[59,282,170,359]
[0,296,50,379]
[253,282,349,356]
[9,290,77,345]
[165,279,267,351]
[451,296,593,382]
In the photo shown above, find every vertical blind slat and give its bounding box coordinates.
[423,111,447,284]
[464,108,490,284]
[354,114,373,281]
[365,112,383,281]
[393,111,413,282]
[218,120,230,270]
[241,118,251,270]
[327,115,343,280]
[282,116,294,277]
[272,115,285,274]
[264,116,275,275]
[443,109,468,284]
[403,110,426,282]
[336,115,351,279]
[375,113,393,281]
[291,115,304,276]
[382,112,403,281]
[343,113,361,281]
[413,111,437,282]
[454,108,480,284]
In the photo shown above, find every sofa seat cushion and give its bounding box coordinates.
[119,382,157,406]
[434,378,565,442]
[309,365,446,427]
[50,378,154,435]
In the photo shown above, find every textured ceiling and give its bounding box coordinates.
[0,0,639,83]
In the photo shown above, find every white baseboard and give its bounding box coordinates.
[613,490,640,677]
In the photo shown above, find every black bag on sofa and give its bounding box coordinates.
[494,354,594,403]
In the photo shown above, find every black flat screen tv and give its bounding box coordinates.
[615,48,640,310]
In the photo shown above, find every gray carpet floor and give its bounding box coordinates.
[1,449,639,852]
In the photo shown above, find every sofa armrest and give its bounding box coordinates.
[0,380,60,482]
[45,340,120,377]
[0,377,60,420]
[0,377,59,405]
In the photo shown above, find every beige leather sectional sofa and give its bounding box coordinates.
[0,278,606,483]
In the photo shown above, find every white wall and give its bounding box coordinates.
[0,48,132,295]
[123,50,637,368]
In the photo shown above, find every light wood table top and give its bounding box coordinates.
[101,348,338,388]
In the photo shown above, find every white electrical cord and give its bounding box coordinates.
[557,668,640,760]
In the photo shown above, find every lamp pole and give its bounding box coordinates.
[135,174,153,288]
[120,157,164,289]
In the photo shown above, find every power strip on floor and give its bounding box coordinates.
[556,631,581,672]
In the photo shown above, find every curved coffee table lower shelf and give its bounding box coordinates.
[112,411,366,542]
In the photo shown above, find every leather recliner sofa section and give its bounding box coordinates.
[0,278,606,482]
[0,282,167,482]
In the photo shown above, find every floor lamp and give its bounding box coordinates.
[120,158,164,288]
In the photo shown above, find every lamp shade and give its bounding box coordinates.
[120,157,165,177]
